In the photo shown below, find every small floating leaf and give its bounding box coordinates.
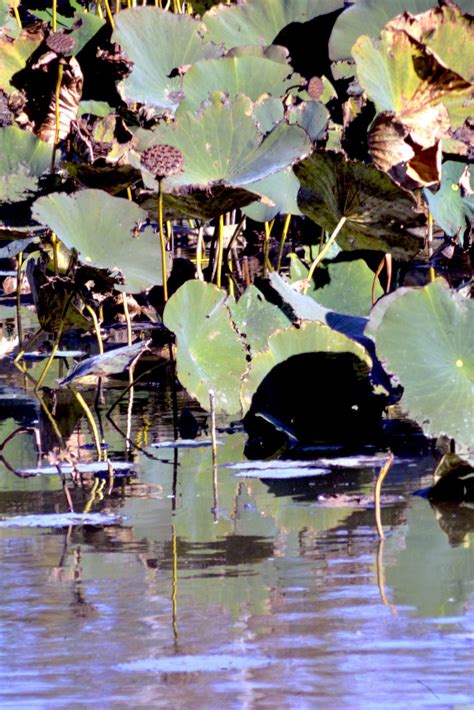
[58,340,150,386]
[0,513,123,527]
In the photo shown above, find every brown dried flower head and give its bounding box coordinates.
[46,32,76,57]
[307,76,324,100]
[140,144,184,179]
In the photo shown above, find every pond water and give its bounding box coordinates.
[0,327,473,709]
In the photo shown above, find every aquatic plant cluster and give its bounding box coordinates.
[0,0,473,471]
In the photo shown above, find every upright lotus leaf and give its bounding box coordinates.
[163,280,248,415]
[203,0,344,49]
[386,4,474,84]
[179,55,302,114]
[241,320,372,413]
[329,0,438,61]
[229,285,291,354]
[0,32,42,91]
[112,8,220,111]
[308,259,383,316]
[424,162,473,240]
[0,126,51,203]
[242,169,302,222]
[136,92,311,219]
[373,280,474,449]
[295,151,426,259]
[32,190,168,293]
[287,100,330,142]
[352,23,472,187]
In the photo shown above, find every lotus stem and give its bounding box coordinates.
[171,524,178,639]
[173,0,183,13]
[215,214,225,288]
[16,251,23,352]
[196,225,204,281]
[384,254,392,292]
[209,389,217,469]
[103,0,115,28]
[84,304,104,354]
[13,5,22,28]
[34,291,74,391]
[51,62,64,172]
[263,220,274,277]
[52,0,57,31]
[427,211,435,283]
[374,452,394,539]
[115,0,121,12]
[51,231,59,275]
[276,213,292,272]
[69,384,103,462]
[304,215,347,294]
[122,293,133,346]
[156,179,169,303]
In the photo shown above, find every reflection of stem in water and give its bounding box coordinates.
[171,524,178,641]
[56,463,74,512]
[376,538,397,615]
[125,364,135,456]
[209,390,219,520]
[83,476,106,514]
[304,215,347,294]
[34,292,75,391]
[374,452,394,539]
[68,385,102,462]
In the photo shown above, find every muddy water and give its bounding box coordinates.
[0,350,473,708]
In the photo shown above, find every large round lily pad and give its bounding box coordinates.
[203,0,344,49]
[112,7,220,111]
[295,151,426,259]
[373,279,474,449]
[163,280,248,415]
[32,189,168,293]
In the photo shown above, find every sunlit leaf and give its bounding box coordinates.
[203,0,344,49]
[113,7,220,111]
[373,279,474,449]
[163,280,248,415]
[424,161,473,240]
[229,285,291,354]
[32,190,168,293]
[0,33,42,91]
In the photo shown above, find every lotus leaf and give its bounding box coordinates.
[30,3,104,55]
[287,100,330,141]
[32,190,168,293]
[112,8,220,111]
[241,320,372,413]
[252,95,285,133]
[329,0,438,61]
[373,280,474,449]
[0,33,42,91]
[295,151,426,259]
[242,169,302,222]
[59,340,150,385]
[179,55,302,114]
[424,162,473,240]
[0,126,51,203]
[295,258,383,316]
[163,280,248,415]
[229,285,291,354]
[203,0,344,49]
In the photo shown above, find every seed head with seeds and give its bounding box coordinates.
[140,144,184,180]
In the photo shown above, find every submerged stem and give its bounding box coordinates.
[69,385,103,462]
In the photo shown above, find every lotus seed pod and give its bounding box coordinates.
[307,76,324,100]
[46,32,76,57]
[140,144,184,179]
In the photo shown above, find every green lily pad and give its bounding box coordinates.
[373,279,474,449]
[305,259,383,317]
[203,0,344,49]
[179,54,302,114]
[295,151,426,259]
[424,161,473,239]
[112,7,220,111]
[32,189,168,293]
[287,100,330,142]
[229,285,291,354]
[0,126,51,203]
[59,340,150,385]
[163,280,248,415]
[242,169,302,222]
[136,92,311,219]
[329,0,437,61]
[241,319,372,413]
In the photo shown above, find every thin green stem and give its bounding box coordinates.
[103,0,115,28]
[375,453,394,540]
[157,179,169,303]
[84,304,104,354]
[216,214,224,289]
[52,0,57,31]
[196,226,204,281]
[69,385,103,462]
[122,293,133,346]
[303,216,347,294]
[16,251,23,352]
[276,213,291,272]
